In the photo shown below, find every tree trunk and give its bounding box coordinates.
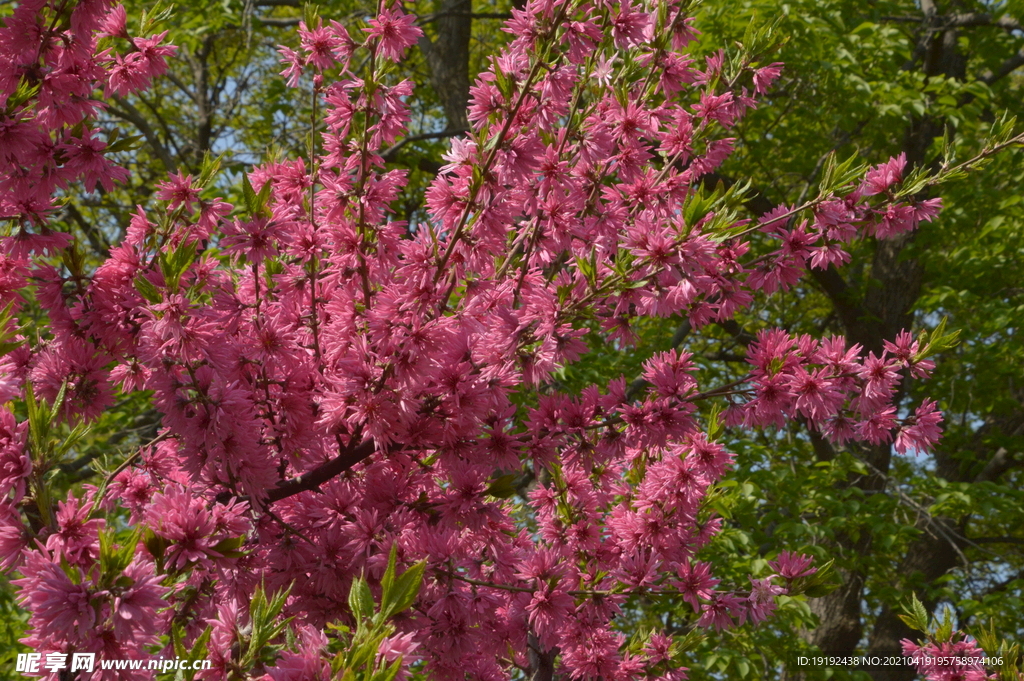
[418,0,473,131]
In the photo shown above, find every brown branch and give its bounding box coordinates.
[976,568,1024,599]
[418,11,511,25]
[947,12,1023,31]
[266,438,384,504]
[107,97,176,172]
[982,48,1024,85]
[883,13,1022,31]
[63,202,109,256]
[974,447,1022,483]
[900,0,939,72]
[380,129,468,163]
[528,633,558,681]
[969,536,1024,546]
[809,266,874,346]
[257,16,301,26]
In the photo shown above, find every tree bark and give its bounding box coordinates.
[418,0,473,131]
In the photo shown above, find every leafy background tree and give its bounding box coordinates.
[571,0,1024,679]
[1,0,1022,678]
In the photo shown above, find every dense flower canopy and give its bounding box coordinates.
[0,0,968,679]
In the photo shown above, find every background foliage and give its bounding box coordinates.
[1,0,1022,679]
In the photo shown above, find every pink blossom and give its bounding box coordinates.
[769,551,816,579]
[266,628,333,681]
[747,576,785,623]
[278,46,305,87]
[610,3,651,48]
[698,593,744,630]
[111,559,165,641]
[0,409,30,501]
[98,5,129,38]
[14,548,96,641]
[155,171,200,212]
[675,560,719,612]
[0,502,28,571]
[299,21,344,70]
[858,352,900,404]
[46,494,104,565]
[753,62,784,93]
[364,8,422,62]
[862,153,906,195]
[222,216,284,262]
[106,32,176,96]
[526,582,575,650]
[894,399,943,454]
[901,635,991,681]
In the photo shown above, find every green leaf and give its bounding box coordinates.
[900,592,930,633]
[171,622,189,659]
[485,473,518,499]
[386,560,425,617]
[303,3,320,30]
[49,379,68,425]
[107,134,145,154]
[242,173,272,218]
[255,177,273,217]
[242,173,258,214]
[349,577,374,620]
[143,528,168,562]
[134,274,163,303]
[370,658,403,681]
[707,402,724,440]
[0,340,24,356]
[197,151,222,189]
[159,240,197,292]
[380,544,399,611]
[99,527,139,581]
[210,535,248,559]
[935,605,954,643]
[6,77,41,112]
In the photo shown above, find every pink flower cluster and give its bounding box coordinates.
[901,636,996,681]
[0,0,950,679]
[729,329,942,451]
[0,0,174,229]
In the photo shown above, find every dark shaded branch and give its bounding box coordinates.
[976,569,1024,599]
[901,0,939,72]
[418,11,511,25]
[969,536,1024,546]
[883,12,1022,31]
[974,447,1022,482]
[716,319,756,346]
[809,266,872,344]
[257,16,301,26]
[982,48,1024,84]
[63,202,109,256]
[134,92,188,162]
[107,96,176,172]
[527,633,558,681]
[381,129,468,163]
[947,12,1022,31]
[267,438,381,503]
